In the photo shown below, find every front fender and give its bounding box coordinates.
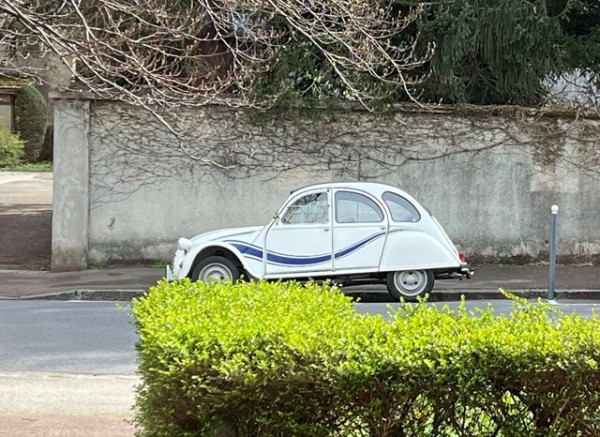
[180,242,262,279]
[380,229,460,272]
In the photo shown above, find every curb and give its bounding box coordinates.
[342,288,600,303]
[436,289,600,301]
[3,288,600,302]
[5,290,145,301]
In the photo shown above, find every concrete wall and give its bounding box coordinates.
[52,99,89,270]
[52,98,600,269]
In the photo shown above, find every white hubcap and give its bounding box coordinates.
[393,270,427,297]
[199,263,232,283]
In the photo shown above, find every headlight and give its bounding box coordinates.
[178,237,192,252]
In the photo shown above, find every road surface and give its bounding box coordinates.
[1,298,599,375]
[0,301,136,375]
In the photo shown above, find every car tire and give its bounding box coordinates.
[386,270,434,301]
[191,256,240,284]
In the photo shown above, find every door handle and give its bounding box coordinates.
[324,228,330,232]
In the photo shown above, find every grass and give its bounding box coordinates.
[1,161,53,172]
[150,261,169,269]
[87,261,169,269]
[88,262,107,270]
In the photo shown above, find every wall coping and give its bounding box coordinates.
[48,90,600,121]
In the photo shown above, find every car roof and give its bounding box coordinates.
[292,181,415,200]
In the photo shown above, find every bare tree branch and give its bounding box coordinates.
[0,0,433,110]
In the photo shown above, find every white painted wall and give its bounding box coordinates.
[52,98,600,268]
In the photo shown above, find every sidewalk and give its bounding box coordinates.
[0,267,162,299]
[0,372,137,437]
[1,264,600,300]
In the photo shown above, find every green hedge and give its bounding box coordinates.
[14,83,47,162]
[0,125,24,168]
[37,123,53,162]
[133,281,600,436]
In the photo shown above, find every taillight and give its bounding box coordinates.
[459,252,467,263]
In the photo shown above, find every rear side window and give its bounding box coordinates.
[335,191,384,223]
[383,192,420,222]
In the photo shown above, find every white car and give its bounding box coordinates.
[166,182,473,300]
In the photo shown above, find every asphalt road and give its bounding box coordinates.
[0,301,136,375]
[355,298,600,318]
[2,299,600,376]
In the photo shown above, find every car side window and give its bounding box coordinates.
[281,192,329,224]
[335,191,384,223]
[383,192,421,222]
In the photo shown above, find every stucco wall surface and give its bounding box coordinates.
[52,99,90,270]
[53,99,600,268]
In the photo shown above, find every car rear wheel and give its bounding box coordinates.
[386,270,434,301]
[191,256,240,283]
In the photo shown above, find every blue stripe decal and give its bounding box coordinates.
[334,232,384,260]
[225,232,385,266]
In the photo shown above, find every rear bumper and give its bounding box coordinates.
[462,264,475,279]
[435,264,474,280]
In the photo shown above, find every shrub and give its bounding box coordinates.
[37,123,53,162]
[133,282,600,436]
[14,83,47,162]
[0,126,24,168]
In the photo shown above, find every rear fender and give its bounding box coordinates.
[380,229,460,272]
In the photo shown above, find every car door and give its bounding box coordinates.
[332,189,388,271]
[264,189,333,276]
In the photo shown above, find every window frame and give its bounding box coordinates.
[382,191,421,223]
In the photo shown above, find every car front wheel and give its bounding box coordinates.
[386,270,434,301]
[191,256,240,284]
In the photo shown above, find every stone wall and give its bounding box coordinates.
[51,97,600,269]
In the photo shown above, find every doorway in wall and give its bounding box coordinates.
[0,171,52,270]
